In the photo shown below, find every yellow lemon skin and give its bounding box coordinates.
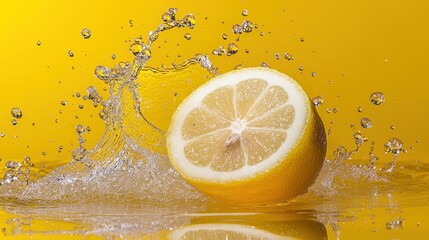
[179,103,326,205]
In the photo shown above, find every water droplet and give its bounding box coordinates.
[298,66,304,72]
[60,100,67,106]
[312,96,324,107]
[360,117,372,128]
[221,34,228,40]
[386,218,404,230]
[78,104,84,109]
[353,131,368,145]
[94,66,111,81]
[184,33,192,40]
[129,42,144,56]
[36,40,41,46]
[5,161,21,169]
[311,72,317,77]
[241,20,254,33]
[259,31,264,36]
[370,92,385,105]
[300,37,305,42]
[227,43,239,55]
[42,151,47,156]
[390,125,396,130]
[242,9,249,16]
[23,156,33,166]
[149,31,159,42]
[162,9,176,22]
[357,106,363,113]
[11,108,23,119]
[76,124,86,134]
[261,62,269,68]
[68,50,74,57]
[232,24,243,34]
[129,19,134,27]
[284,52,294,60]
[1,133,5,137]
[384,138,403,155]
[81,28,91,39]
[332,108,338,113]
[111,54,116,60]
[274,53,280,60]
[183,14,196,28]
[58,145,63,153]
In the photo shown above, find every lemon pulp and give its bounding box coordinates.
[167,67,326,205]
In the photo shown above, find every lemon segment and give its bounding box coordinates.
[167,67,326,205]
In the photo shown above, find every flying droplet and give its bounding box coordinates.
[390,125,396,130]
[353,131,368,145]
[261,62,269,67]
[274,53,280,60]
[384,138,403,155]
[312,96,324,107]
[298,66,304,72]
[111,54,116,60]
[1,133,5,137]
[311,72,317,77]
[58,145,63,153]
[242,9,249,16]
[184,33,192,40]
[284,52,294,60]
[386,218,404,230]
[11,108,23,119]
[81,28,92,39]
[227,43,239,55]
[129,42,144,56]
[68,50,74,57]
[60,100,67,106]
[76,124,86,134]
[241,20,254,33]
[183,14,196,28]
[10,107,22,118]
[94,66,111,81]
[232,24,243,34]
[149,31,159,42]
[370,92,385,105]
[360,117,372,128]
[36,40,41,46]
[357,106,363,113]
[222,34,228,40]
[300,37,305,42]
[11,119,18,125]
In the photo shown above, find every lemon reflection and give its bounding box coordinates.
[0,202,327,240]
[168,221,327,240]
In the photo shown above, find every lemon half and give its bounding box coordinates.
[167,67,326,205]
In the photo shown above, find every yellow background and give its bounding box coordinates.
[0,0,428,239]
[0,0,427,165]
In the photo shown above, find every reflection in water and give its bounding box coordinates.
[2,201,328,239]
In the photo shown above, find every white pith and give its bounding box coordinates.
[167,67,309,182]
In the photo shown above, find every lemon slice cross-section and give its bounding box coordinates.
[167,67,326,205]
